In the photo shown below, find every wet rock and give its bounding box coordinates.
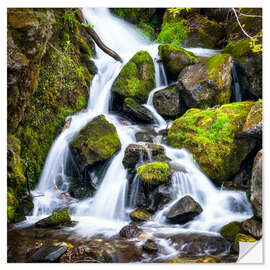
[242,100,262,139]
[130,208,152,222]
[220,221,243,241]
[250,150,262,219]
[27,245,67,262]
[233,233,256,252]
[70,115,121,170]
[122,143,166,169]
[168,101,256,184]
[169,233,231,256]
[123,97,154,123]
[178,53,232,109]
[119,225,141,239]
[68,181,94,199]
[137,162,171,186]
[153,84,183,119]
[35,209,71,228]
[201,8,229,22]
[111,50,155,105]
[135,131,156,143]
[242,217,262,239]
[158,44,198,81]
[142,239,159,253]
[166,195,203,224]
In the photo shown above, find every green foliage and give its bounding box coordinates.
[156,20,188,48]
[167,8,191,17]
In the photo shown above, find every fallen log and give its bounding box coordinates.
[77,9,123,63]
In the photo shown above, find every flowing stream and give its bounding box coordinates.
[22,8,252,244]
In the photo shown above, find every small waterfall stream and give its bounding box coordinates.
[23,8,252,242]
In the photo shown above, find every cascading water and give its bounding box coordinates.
[231,62,242,102]
[24,8,252,242]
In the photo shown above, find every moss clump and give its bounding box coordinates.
[168,101,255,184]
[112,51,155,104]
[137,162,170,185]
[70,115,121,167]
[49,209,71,224]
[220,221,243,240]
[158,44,198,80]
[130,208,152,222]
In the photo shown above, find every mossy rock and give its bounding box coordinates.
[158,44,198,81]
[220,221,243,240]
[123,97,154,123]
[178,53,232,109]
[242,99,262,138]
[70,115,121,169]
[111,51,155,104]
[35,209,71,228]
[137,162,170,185]
[168,101,256,184]
[129,208,152,222]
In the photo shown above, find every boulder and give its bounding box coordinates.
[242,99,262,139]
[35,209,71,228]
[142,239,159,253]
[70,115,121,169]
[166,195,203,224]
[168,101,256,184]
[242,217,262,239]
[220,221,243,241]
[119,225,141,239]
[111,51,155,106]
[250,150,262,219]
[27,245,67,263]
[129,208,152,222]
[153,84,183,119]
[158,44,198,81]
[135,130,156,143]
[178,53,232,109]
[137,162,171,186]
[122,143,166,169]
[123,97,154,123]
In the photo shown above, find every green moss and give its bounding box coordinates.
[112,51,155,104]
[137,162,170,185]
[49,209,71,224]
[223,39,253,61]
[130,208,152,222]
[243,99,262,131]
[168,101,255,184]
[220,221,243,240]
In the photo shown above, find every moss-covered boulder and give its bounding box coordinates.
[250,150,262,219]
[123,97,154,123]
[153,84,183,119]
[220,221,243,241]
[137,162,171,185]
[178,53,232,109]
[129,208,152,222]
[111,51,155,106]
[122,144,168,169]
[70,115,121,169]
[158,44,198,81]
[35,209,71,228]
[242,99,262,139]
[168,101,256,184]
[166,195,203,224]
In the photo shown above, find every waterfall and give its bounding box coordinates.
[231,62,242,102]
[25,8,252,239]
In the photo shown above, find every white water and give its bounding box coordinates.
[23,8,252,240]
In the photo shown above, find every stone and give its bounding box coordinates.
[153,84,183,119]
[250,150,262,219]
[70,115,121,169]
[166,195,203,224]
[220,221,243,241]
[119,225,141,239]
[242,217,262,239]
[123,97,154,123]
[178,53,232,109]
[168,101,256,184]
[142,239,159,253]
[158,44,198,81]
[137,162,171,186]
[129,208,152,222]
[27,245,67,262]
[35,209,71,228]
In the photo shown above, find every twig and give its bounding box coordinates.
[53,178,69,200]
[239,13,262,18]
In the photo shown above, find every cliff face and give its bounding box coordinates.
[7,8,96,223]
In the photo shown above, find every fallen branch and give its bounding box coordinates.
[53,178,70,200]
[77,9,123,63]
